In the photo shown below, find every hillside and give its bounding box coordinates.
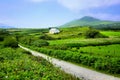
[60,16,120,29]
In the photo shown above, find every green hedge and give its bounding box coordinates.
[3,36,18,48]
[84,28,108,38]
[28,46,120,74]
[32,40,49,47]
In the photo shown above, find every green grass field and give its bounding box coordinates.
[46,27,89,39]
[0,46,78,80]
[101,31,120,38]
[78,44,120,57]
[49,38,120,46]
[2,27,120,77]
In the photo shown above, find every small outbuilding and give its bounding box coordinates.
[49,28,60,34]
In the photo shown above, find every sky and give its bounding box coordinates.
[0,0,120,28]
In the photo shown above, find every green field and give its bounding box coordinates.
[1,27,120,78]
[0,46,78,80]
[46,27,89,39]
[0,29,78,80]
[101,31,120,38]
[78,44,120,57]
[18,28,120,76]
[49,38,120,46]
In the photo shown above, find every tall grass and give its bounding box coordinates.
[0,46,79,80]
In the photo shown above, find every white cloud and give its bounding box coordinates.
[57,0,120,11]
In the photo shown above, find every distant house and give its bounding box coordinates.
[49,28,60,34]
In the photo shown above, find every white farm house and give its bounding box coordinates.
[49,28,60,34]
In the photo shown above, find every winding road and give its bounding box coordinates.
[19,45,120,80]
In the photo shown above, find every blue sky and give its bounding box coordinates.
[0,0,120,28]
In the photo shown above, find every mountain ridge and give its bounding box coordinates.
[78,16,100,22]
[59,16,120,29]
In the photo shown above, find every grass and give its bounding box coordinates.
[46,27,89,39]
[101,31,120,38]
[49,38,120,46]
[23,44,120,77]
[0,46,79,80]
[4,27,120,78]
[78,44,120,57]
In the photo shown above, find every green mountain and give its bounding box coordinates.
[60,16,120,29]
[79,16,100,22]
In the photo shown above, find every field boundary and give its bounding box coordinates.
[19,45,120,80]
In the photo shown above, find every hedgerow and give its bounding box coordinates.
[26,46,120,75]
[3,36,18,48]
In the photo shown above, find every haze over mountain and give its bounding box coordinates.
[0,23,14,29]
[60,16,120,29]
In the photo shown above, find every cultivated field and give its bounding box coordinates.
[1,27,120,79]
[16,27,120,77]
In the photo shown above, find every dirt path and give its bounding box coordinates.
[19,45,120,80]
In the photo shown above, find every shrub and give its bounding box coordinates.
[48,45,68,50]
[25,45,120,74]
[84,28,107,38]
[0,30,9,41]
[32,40,49,47]
[3,36,18,48]
[39,34,54,40]
[0,36,4,41]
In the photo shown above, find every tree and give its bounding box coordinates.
[84,28,107,38]
[3,36,18,48]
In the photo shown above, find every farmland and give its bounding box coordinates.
[1,27,120,79]
[0,29,78,80]
[1,1,120,79]
[101,31,120,38]
[49,37,120,46]
[16,27,120,77]
[79,44,120,57]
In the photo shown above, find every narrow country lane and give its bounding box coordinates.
[19,45,120,80]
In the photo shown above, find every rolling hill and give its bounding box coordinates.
[60,16,120,29]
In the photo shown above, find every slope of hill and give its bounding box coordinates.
[60,16,120,29]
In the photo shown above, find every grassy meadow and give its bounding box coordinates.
[1,26,120,79]
[101,31,120,38]
[0,29,79,80]
[14,27,120,77]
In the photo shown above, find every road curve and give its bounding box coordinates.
[19,45,120,80]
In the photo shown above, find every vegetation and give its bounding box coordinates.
[79,44,120,57]
[39,34,54,40]
[3,36,18,48]
[0,47,78,80]
[47,27,107,39]
[1,25,120,78]
[49,38,120,46]
[0,29,79,80]
[60,16,120,30]
[101,31,120,38]
[84,28,107,38]
[0,29,9,41]
[17,26,120,77]
[23,45,120,75]
[32,40,49,47]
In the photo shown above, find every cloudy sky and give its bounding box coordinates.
[0,0,120,28]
